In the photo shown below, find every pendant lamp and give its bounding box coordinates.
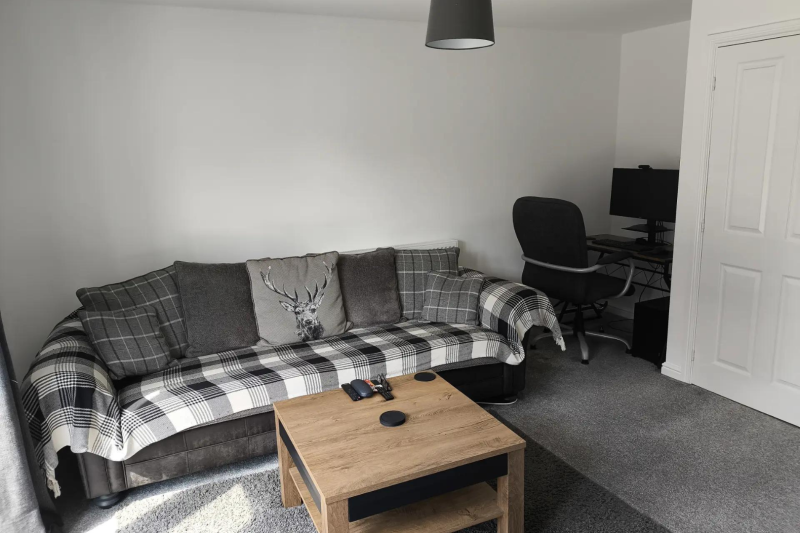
[426,0,495,50]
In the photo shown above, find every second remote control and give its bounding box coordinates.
[341,383,362,401]
[379,389,394,401]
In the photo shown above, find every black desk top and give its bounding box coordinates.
[587,234,673,264]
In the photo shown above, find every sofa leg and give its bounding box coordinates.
[94,492,124,509]
[477,395,518,406]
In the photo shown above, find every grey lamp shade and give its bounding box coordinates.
[426,0,495,50]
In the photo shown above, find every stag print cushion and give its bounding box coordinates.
[175,262,260,357]
[395,248,460,320]
[246,252,349,345]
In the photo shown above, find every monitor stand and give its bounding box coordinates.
[622,220,669,245]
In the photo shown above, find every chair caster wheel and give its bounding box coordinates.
[581,360,589,365]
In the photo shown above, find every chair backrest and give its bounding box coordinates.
[513,197,589,269]
[512,197,591,302]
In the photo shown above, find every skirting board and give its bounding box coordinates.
[660,362,685,382]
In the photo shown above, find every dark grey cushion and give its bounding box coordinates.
[78,306,174,379]
[76,266,189,358]
[338,248,402,328]
[395,248,460,319]
[421,272,483,326]
[174,262,260,357]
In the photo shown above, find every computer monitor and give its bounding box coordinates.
[610,168,679,223]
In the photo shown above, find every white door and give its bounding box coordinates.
[693,35,800,426]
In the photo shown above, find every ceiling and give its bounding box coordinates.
[94,0,692,34]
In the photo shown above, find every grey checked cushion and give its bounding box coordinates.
[76,266,189,358]
[421,272,483,326]
[78,306,174,380]
[395,248,460,319]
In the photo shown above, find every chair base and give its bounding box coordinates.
[578,330,631,364]
[476,395,518,406]
[531,319,631,364]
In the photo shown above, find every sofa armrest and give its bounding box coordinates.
[21,312,121,497]
[476,275,565,359]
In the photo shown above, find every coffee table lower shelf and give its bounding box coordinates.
[289,467,503,533]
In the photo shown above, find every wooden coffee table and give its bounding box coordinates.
[274,372,525,533]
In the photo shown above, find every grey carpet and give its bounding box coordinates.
[513,317,800,533]
[56,419,666,533]
[53,314,800,533]
[467,417,669,533]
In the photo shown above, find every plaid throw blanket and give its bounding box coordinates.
[22,273,562,496]
[466,270,566,354]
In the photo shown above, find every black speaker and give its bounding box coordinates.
[632,297,670,368]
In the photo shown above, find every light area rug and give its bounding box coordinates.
[57,415,667,533]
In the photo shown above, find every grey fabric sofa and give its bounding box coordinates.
[22,262,562,510]
[78,355,528,507]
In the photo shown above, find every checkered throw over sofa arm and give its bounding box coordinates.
[460,268,566,357]
[21,313,122,497]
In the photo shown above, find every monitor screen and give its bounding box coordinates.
[610,168,679,223]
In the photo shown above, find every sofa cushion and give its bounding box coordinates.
[78,306,174,379]
[338,248,402,328]
[174,262,260,357]
[76,266,189,358]
[246,252,348,344]
[421,272,483,326]
[395,248,460,319]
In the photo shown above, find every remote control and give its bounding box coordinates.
[378,373,393,392]
[341,383,362,402]
[379,389,394,401]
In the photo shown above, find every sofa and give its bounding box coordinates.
[77,357,528,508]
[21,243,563,508]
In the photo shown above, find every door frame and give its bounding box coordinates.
[682,18,800,384]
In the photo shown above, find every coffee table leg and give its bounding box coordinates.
[322,499,348,532]
[497,449,524,533]
[276,413,302,508]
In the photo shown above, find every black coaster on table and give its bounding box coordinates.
[379,411,406,427]
[414,372,436,382]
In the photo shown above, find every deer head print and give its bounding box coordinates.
[260,262,333,342]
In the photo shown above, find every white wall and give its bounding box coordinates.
[665,0,800,382]
[0,0,622,375]
[605,21,690,316]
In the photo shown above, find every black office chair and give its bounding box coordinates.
[513,197,636,364]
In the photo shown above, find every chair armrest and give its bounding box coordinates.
[522,253,636,300]
[21,313,120,497]
[597,251,634,265]
[476,275,565,357]
[595,253,637,298]
[522,255,601,274]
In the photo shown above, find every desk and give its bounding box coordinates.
[587,234,673,294]
[550,234,673,324]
